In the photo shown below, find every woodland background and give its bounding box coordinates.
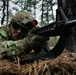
[0,0,57,25]
[0,0,76,75]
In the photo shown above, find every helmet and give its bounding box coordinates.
[9,11,35,28]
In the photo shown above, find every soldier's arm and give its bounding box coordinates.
[0,26,32,59]
[0,40,30,58]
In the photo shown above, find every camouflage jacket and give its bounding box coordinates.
[0,25,25,59]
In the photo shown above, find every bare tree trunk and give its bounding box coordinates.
[1,0,6,25]
[46,0,49,24]
[33,0,36,19]
[41,0,44,26]
[58,0,76,52]
[6,0,9,25]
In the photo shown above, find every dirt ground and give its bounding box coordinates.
[0,49,76,75]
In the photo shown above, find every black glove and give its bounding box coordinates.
[23,27,49,53]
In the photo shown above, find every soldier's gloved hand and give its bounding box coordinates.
[23,27,49,53]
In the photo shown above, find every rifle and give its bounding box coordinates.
[14,7,76,64]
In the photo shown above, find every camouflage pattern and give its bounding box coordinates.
[0,26,48,59]
[0,11,35,59]
[9,11,34,28]
[24,27,49,52]
[0,25,25,59]
[0,11,48,59]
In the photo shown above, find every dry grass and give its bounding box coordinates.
[0,49,76,75]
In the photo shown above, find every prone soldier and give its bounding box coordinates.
[0,11,49,59]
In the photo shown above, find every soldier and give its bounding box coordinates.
[0,11,49,59]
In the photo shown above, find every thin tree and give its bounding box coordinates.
[6,0,9,25]
[41,0,44,26]
[33,0,36,18]
[1,0,6,25]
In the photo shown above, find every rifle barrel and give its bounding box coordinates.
[36,20,76,37]
[66,20,76,27]
[36,21,64,36]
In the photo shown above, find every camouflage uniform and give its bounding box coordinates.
[0,11,49,59]
[0,11,34,58]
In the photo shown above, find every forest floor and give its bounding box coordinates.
[0,49,76,75]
